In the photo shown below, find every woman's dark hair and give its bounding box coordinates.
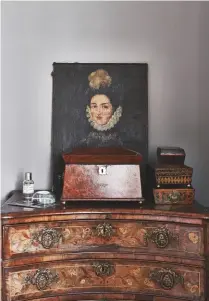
[85,85,124,110]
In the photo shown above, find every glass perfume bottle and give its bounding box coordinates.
[23,172,34,200]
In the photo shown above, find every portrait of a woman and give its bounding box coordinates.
[82,69,124,147]
[52,62,148,194]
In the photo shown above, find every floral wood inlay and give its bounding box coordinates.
[185,282,199,294]
[6,222,202,257]
[6,262,201,301]
[188,232,199,244]
[154,189,195,204]
[167,191,181,203]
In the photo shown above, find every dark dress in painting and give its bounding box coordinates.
[83,130,123,148]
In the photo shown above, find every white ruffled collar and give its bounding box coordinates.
[86,105,123,131]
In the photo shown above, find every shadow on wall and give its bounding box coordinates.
[3,170,24,203]
[15,169,24,190]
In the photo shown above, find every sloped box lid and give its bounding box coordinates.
[62,147,142,165]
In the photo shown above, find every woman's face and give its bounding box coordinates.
[90,94,113,125]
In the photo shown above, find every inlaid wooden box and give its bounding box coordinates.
[155,165,193,186]
[61,148,143,202]
[153,186,195,205]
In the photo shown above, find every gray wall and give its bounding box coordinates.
[1,2,209,205]
[195,3,209,204]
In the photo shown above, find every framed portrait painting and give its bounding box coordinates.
[51,63,148,196]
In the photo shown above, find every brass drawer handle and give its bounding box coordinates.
[95,223,114,238]
[92,261,115,277]
[25,269,59,291]
[149,268,184,290]
[144,227,178,248]
[32,228,62,249]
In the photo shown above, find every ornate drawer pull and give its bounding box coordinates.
[149,268,184,290]
[144,227,178,248]
[95,223,114,238]
[92,261,115,277]
[32,228,62,249]
[25,269,59,291]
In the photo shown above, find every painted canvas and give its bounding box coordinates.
[51,63,148,196]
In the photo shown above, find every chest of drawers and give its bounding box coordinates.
[1,192,209,301]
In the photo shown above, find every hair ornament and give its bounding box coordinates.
[88,69,112,90]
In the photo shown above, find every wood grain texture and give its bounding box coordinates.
[63,147,143,164]
[155,297,180,301]
[3,220,204,259]
[1,191,209,301]
[2,251,205,269]
[62,164,142,200]
[23,294,153,301]
[4,259,204,301]
[2,192,209,223]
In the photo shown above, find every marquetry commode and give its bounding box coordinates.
[1,192,209,301]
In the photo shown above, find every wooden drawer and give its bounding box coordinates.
[3,259,204,301]
[3,221,204,259]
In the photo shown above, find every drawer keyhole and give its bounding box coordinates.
[98,166,107,175]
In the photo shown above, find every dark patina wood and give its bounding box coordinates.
[21,295,153,301]
[157,147,185,165]
[63,148,143,165]
[1,191,209,301]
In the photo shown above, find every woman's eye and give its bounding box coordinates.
[91,105,97,109]
[103,105,109,109]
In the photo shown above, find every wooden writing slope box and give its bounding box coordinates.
[61,148,143,203]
